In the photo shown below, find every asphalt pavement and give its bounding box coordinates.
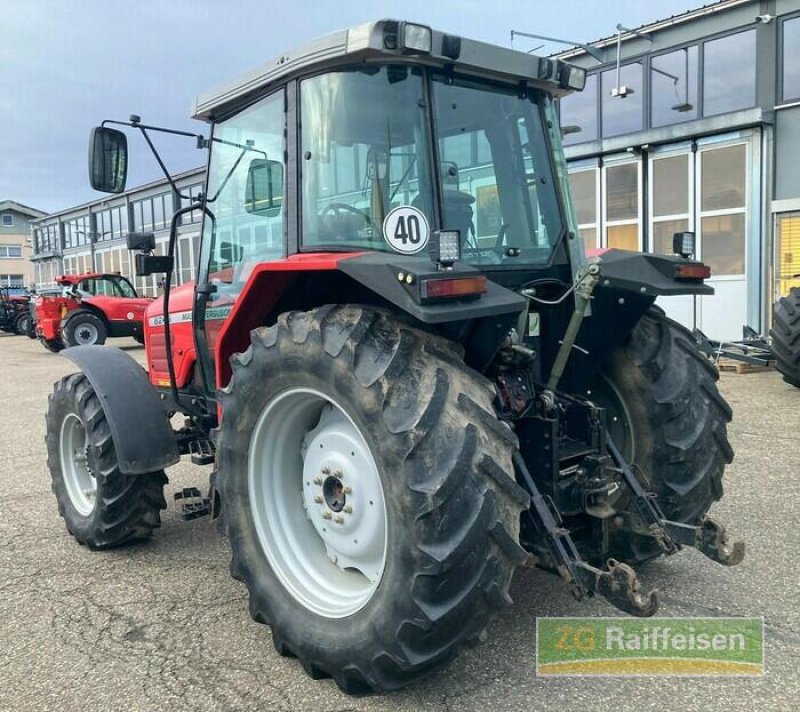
[0,333,798,711]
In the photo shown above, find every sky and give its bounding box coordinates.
[2,0,700,213]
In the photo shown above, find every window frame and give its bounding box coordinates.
[696,140,749,279]
[648,42,700,128]
[2,213,14,227]
[778,11,800,104]
[602,157,643,251]
[647,149,695,257]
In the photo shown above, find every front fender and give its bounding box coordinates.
[61,346,180,475]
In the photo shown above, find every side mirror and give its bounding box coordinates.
[135,254,173,276]
[126,231,155,251]
[89,127,128,193]
[245,159,283,216]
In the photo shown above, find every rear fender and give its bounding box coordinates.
[61,346,180,474]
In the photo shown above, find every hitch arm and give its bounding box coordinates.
[606,438,744,566]
[513,451,659,617]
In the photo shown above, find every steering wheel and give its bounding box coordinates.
[323,202,372,225]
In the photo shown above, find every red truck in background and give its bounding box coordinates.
[34,272,152,352]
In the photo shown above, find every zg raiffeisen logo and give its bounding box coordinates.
[536,618,764,676]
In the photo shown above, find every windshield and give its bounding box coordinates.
[77,276,137,297]
[432,76,564,266]
[299,66,565,266]
[301,66,434,250]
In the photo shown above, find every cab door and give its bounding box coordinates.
[194,88,287,393]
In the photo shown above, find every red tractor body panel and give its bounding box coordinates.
[145,282,197,388]
[35,292,79,340]
[144,253,358,390]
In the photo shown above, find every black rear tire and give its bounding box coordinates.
[770,287,800,388]
[215,306,530,693]
[46,373,168,548]
[593,308,734,564]
[14,313,28,335]
[63,311,107,347]
[41,337,64,353]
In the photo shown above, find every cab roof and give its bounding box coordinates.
[56,273,123,285]
[192,19,579,123]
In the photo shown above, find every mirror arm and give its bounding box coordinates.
[135,125,193,201]
[207,147,251,203]
[100,118,207,200]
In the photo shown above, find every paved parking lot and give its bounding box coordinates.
[0,333,798,711]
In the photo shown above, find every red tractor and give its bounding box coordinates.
[45,21,743,693]
[34,272,151,352]
[0,287,31,335]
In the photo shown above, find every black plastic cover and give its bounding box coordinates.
[61,346,180,475]
[598,249,714,296]
[338,254,526,323]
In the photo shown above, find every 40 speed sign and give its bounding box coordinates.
[382,205,430,255]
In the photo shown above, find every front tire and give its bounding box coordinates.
[592,308,734,564]
[770,287,800,388]
[41,337,64,353]
[215,306,529,693]
[63,311,107,347]
[14,313,29,335]
[46,373,168,548]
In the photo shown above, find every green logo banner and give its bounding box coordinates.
[536,617,764,676]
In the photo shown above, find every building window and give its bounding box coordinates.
[604,162,640,250]
[650,46,698,127]
[560,73,598,145]
[180,184,205,225]
[601,62,643,137]
[2,214,14,227]
[703,30,756,117]
[781,17,800,101]
[0,274,23,287]
[700,144,747,275]
[568,169,599,249]
[651,154,691,255]
[0,245,22,257]
[775,212,800,296]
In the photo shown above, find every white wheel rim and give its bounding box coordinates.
[248,387,388,618]
[59,413,97,516]
[74,323,99,345]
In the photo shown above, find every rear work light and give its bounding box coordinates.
[675,263,711,280]
[422,275,487,300]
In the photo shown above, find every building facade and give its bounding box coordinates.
[557,0,800,340]
[0,200,45,291]
[31,168,205,297]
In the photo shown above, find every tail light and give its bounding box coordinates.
[675,263,711,280]
[421,275,486,301]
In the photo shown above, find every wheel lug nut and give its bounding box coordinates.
[322,466,330,475]
[333,469,343,478]
[313,495,323,504]
[334,515,345,525]
[321,511,332,520]
[343,486,352,494]
[313,477,323,485]
[343,505,352,514]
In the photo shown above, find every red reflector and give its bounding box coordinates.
[423,275,487,299]
[675,263,711,280]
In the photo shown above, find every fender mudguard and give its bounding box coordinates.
[61,346,180,475]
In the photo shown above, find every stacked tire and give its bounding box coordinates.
[771,287,800,388]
